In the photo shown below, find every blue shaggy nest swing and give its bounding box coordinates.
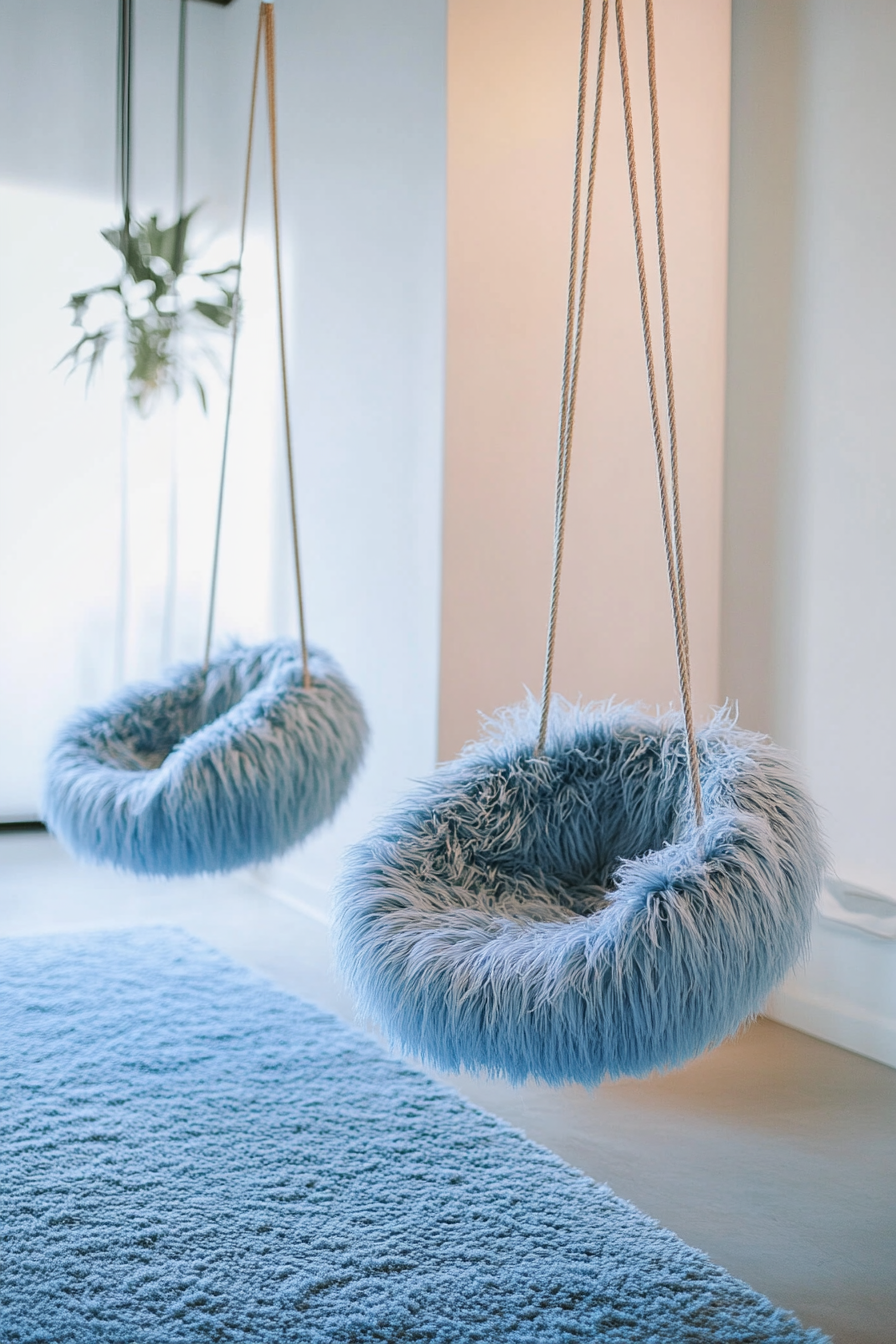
[43,15,370,881]
[44,640,368,878]
[335,0,826,1086]
[335,700,824,1086]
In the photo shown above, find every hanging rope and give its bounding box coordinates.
[644,0,692,685]
[114,0,134,687]
[204,2,311,689]
[114,399,130,686]
[614,0,702,823]
[176,0,187,223]
[204,8,262,670]
[536,0,609,755]
[117,0,133,226]
[263,3,311,689]
[534,0,702,824]
[162,0,189,669]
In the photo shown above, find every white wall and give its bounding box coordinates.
[723,0,896,1067]
[439,0,731,756]
[0,0,446,890]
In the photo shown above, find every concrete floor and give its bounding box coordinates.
[1,830,894,1344]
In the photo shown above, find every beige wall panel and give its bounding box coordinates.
[440,0,731,756]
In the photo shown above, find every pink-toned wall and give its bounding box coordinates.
[439,0,731,757]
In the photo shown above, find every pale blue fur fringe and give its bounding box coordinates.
[334,700,826,1085]
[44,640,368,878]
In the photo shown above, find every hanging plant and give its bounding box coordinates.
[60,0,239,415]
[60,206,238,413]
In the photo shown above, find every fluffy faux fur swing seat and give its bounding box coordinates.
[44,9,369,880]
[334,700,825,1085]
[333,0,826,1085]
[44,640,368,878]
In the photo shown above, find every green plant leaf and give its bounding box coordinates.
[55,326,114,391]
[143,207,199,274]
[198,262,240,280]
[193,299,234,329]
[62,203,237,412]
[193,373,208,414]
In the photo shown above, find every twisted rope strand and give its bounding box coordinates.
[263,3,311,689]
[204,6,264,669]
[644,0,701,820]
[562,0,609,522]
[645,0,690,675]
[614,0,702,823]
[536,0,591,756]
[537,0,610,755]
[205,3,311,690]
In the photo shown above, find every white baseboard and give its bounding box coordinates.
[766,983,896,1070]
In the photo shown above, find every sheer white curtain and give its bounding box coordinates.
[0,177,279,802]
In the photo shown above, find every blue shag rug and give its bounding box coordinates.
[43,640,368,877]
[0,927,828,1343]
[335,701,825,1085]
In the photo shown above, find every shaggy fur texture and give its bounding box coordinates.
[43,640,368,877]
[334,701,826,1085]
[0,927,828,1343]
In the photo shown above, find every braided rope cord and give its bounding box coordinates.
[536,0,703,825]
[615,0,702,822]
[204,3,311,689]
[537,0,610,754]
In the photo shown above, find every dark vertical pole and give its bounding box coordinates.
[174,0,189,275]
[117,0,133,227]
[176,0,188,222]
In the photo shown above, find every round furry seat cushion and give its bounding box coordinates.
[44,640,368,878]
[334,702,825,1085]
